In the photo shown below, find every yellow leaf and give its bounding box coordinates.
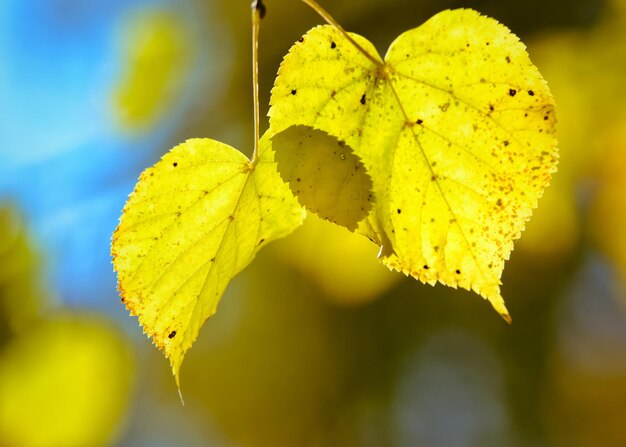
[269,9,558,319]
[0,316,133,447]
[111,132,304,381]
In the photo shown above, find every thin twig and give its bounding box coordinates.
[250,0,265,165]
[300,0,383,68]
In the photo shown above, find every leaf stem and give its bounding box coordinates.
[251,0,265,166]
[300,0,383,68]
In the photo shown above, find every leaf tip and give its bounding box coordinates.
[501,311,512,324]
[172,363,185,406]
[486,289,511,323]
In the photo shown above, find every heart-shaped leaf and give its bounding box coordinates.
[269,9,558,319]
[111,132,305,381]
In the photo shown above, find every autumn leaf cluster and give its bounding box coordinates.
[111,7,557,380]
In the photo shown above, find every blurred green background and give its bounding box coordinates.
[2,0,626,446]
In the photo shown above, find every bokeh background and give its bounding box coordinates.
[2,0,626,445]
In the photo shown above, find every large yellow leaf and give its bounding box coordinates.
[112,132,305,380]
[269,9,558,319]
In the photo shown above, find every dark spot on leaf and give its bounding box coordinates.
[423,265,429,270]
[296,177,301,182]
[360,93,366,105]
[455,269,461,274]
[168,331,177,339]
[298,37,304,42]
[509,88,517,97]
[489,104,494,112]
[210,257,216,262]
[505,55,511,63]
[416,119,423,125]
[331,41,336,49]
[496,198,502,206]
[172,162,178,167]
[528,90,535,96]
[504,140,509,147]
[331,90,336,98]
[291,89,297,95]
[397,209,402,214]
[258,238,265,245]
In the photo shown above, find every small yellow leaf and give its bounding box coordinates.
[272,125,373,231]
[111,132,304,380]
[269,9,558,318]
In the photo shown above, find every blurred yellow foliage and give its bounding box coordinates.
[530,0,626,289]
[520,0,626,262]
[0,316,134,447]
[272,214,399,305]
[0,206,42,339]
[113,8,192,131]
[590,120,626,286]
[516,176,579,260]
[547,360,626,447]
